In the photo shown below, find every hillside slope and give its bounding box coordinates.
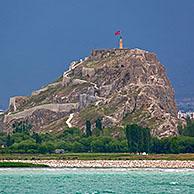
[3,48,178,137]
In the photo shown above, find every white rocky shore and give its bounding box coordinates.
[1,160,194,169]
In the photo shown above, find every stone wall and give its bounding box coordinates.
[32,82,61,96]
[4,103,79,123]
[9,96,28,112]
[91,48,130,60]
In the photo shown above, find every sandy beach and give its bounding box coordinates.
[1,160,194,169]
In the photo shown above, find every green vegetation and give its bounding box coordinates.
[0,118,194,155]
[0,153,194,161]
[12,120,32,133]
[80,105,103,122]
[0,162,48,168]
[0,121,127,154]
[179,116,194,137]
[85,120,92,137]
[95,118,103,132]
[125,124,151,153]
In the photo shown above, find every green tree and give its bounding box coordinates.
[0,132,7,146]
[107,139,128,153]
[186,116,192,127]
[177,121,184,135]
[183,120,194,137]
[12,120,32,133]
[170,136,194,153]
[91,137,112,152]
[11,132,31,143]
[85,120,92,137]
[125,124,151,153]
[79,137,92,152]
[161,138,172,154]
[125,124,140,152]
[10,140,38,153]
[38,142,56,154]
[142,128,151,153]
[95,118,102,131]
[125,124,132,152]
[92,128,101,136]
[71,142,85,152]
[150,137,162,153]
[56,141,71,152]
[32,132,42,144]
[5,134,14,147]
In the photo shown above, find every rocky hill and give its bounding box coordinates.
[3,48,178,137]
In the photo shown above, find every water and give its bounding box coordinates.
[0,168,194,194]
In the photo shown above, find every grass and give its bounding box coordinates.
[0,162,48,168]
[0,153,194,161]
[80,105,103,122]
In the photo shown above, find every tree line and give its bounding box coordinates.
[0,117,194,154]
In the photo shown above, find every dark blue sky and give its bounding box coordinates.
[0,0,194,109]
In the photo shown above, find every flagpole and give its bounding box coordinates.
[119,36,123,49]
[114,31,123,49]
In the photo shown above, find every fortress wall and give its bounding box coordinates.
[90,49,130,60]
[90,48,150,61]
[9,96,28,112]
[4,103,79,123]
[32,82,61,96]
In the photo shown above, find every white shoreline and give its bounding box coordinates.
[1,160,194,169]
[0,167,194,173]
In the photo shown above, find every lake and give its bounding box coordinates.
[0,168,193,194]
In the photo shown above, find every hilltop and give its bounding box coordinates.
[2,48,178,137]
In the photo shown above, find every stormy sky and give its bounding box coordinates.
[0,0,194,109]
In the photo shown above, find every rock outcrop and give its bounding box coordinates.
[3,48,178,137]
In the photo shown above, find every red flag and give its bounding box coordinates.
[114,31,121,36]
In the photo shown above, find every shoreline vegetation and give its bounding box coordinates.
[0,161,48,168]
[0,153,194,161]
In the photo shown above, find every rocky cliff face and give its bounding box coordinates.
[3,48,178,137]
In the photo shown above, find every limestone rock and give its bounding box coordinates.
[3,48,178,137]
[82,67,95,78]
